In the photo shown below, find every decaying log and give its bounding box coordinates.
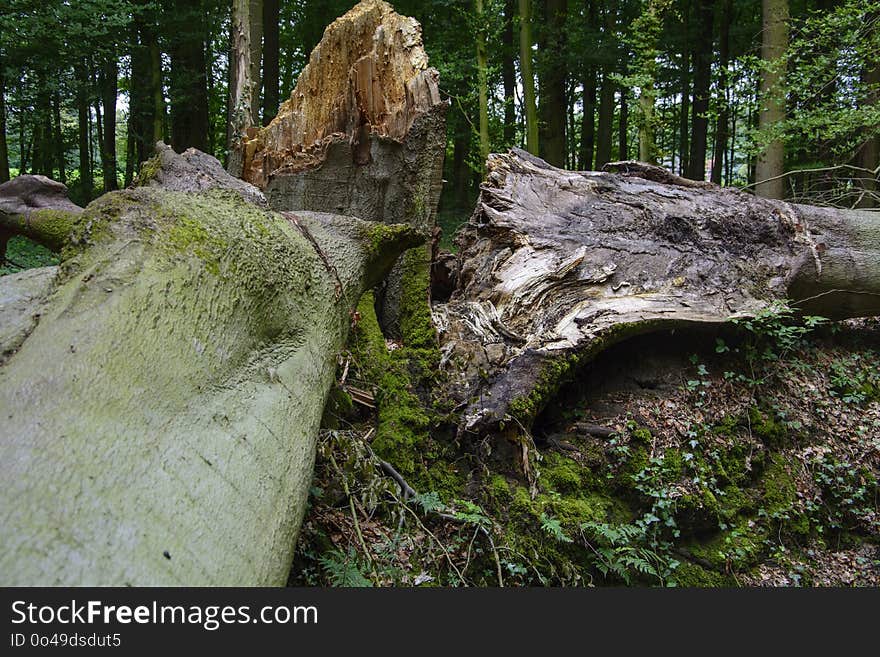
[238,0,447,337]
[0,144,420,585]
[434,150,880,433]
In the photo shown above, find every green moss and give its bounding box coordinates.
[488,474,512,503]
[133,154,162,186]
[320,386,355,429]
[398,247,438,351]
[749,406,788,447]
[540,452,582,493]
[673,562,738,587]
[26,208,78,251]
[508,353,582,424]
[663,448,685,479]
[762,453,797,514]
[630,428,652,446]
[686,518,768,571]
[165,215,228,276]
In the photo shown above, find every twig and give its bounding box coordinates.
[328,451,379,583]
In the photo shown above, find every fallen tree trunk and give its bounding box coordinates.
[435,150,880,434]
[238,0,446,340]
[0,144,419,585]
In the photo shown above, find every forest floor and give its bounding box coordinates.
[289,312,880,587]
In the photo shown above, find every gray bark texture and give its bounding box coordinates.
[434,150,880,434]
[0,144,420,585]
[238,0,447,339]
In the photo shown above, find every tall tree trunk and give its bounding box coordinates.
[618,85,628,161]
[476,0,490,166]
[150,41,165,145]
[262,0,280,125]
[249,0,263,122]
[75,62,93,195]
[580,66,596,169]
[538,0,567,167]
[755,0,789,199]
[130,0,160,170]
[502,0,517,145]
[595,71,615,167]
[452,127,470,208]
[595,1,616,168]
[52,92,65,185]
[687,0,714,181]
[856,18,878,208]
[711,0,732,185]
[100,58,118,191]
[518,0,539,155]
[633,0,662,165]
[168,1,210,152]
[227,0,253,175]
[678,0,691,176]
[0,37,9,183]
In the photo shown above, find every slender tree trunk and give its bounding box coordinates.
[130,1,160,169]
[150,41,164,145]
[0,37,9,183]
[249,0,263,122]
[452,127,470,208]
[75,62,93,195]
[618,86,628,161]
[595,2,615,168]
[711,0,732,185]
[678,0,691,176]
[687,0,714,181]
[518,0,539,155]
[595,71,615,167]
[19,112,28,175]
[580,66,596,169]
[856,16,878,208]
[755,0,789,199]
[501,0,517,145]
[52,92,65,185]
[227,0,253,175]
[476,0,490,166]
[262,0,280,125]
[100,58,118,191]
[92,73,104,183]
[538,0,567,167]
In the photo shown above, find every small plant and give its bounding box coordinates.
[540,512,574,543]
[319,548,374,587]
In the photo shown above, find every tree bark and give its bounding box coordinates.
[755,0,789,199]
[262,0,280,126]
[0,144,419,586]
[518,0,539,155]
[580,65,597,169]
[435,150,880,434]
[227,0,254,176]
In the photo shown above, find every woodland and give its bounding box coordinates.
[0,0,878,587]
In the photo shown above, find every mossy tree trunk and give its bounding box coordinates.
[0,144,420,586]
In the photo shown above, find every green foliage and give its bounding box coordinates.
[318,548,374,587]
[0,236,58,275]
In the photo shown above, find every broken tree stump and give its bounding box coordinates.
[236,0,447,341]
